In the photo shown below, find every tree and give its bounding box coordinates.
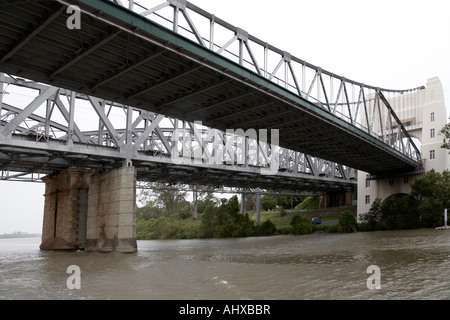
[136,200,164,220]
[338,210,358,232]
[261,195,277,210]
[196,192,218,214]
[290,215,313,235]
[360,198,382,226]
[410,170,450,227]
[138,182,188,217]
[381,194,419,229]
[441,117,450,152]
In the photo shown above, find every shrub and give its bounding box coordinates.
[136,215,188,240]
[290,215,313,235]
[338,210,357,232]
[257,220,277,236]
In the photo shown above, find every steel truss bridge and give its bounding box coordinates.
[0,73,355,193]
[0,0,423,193]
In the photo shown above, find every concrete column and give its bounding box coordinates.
[256,191,261,225]
[193,190,198,219]
[86,166,137,253]
[319,192,329,209]
[40,167,93,251]
[240,193,245,215]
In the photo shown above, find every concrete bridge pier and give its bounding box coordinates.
[40,166,137,253]
[319,190,355,209]
[86,166,137,253]
[40,167,94,251]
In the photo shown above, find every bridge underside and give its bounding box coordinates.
[0,0,418,175]
[0,136,355,193]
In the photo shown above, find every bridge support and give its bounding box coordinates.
[40,167,94,251]
[256,191,261,225]
[193,190,198,219]
[240,193,245,215]
[319,190,355,209]
[86,166,137,253]
[40,166,137,253]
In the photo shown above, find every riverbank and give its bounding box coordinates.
[136,204,358,240]
[249,206,356,231]
[0,232,41,239]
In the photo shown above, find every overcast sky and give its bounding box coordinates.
[1,0,449,234]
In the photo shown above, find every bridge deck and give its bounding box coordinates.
[0,0,418,175]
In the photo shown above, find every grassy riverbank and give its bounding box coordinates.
[249,206,356,231]
[136,195,358,240]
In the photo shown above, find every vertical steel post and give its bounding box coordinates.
[45,100,51,141]
[173,5,179,33]
[238,38,244,66]
[209,15,215,51]
[256,190,261,225]
[67,91,75,147]
[0,73,4,125]
[264,43,268,78]
[193,190,198,219]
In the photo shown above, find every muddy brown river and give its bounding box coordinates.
[0,228,449,300]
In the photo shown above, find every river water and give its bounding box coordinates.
[0,229,449,300]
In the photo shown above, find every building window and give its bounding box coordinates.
[366,179,370,188]
[365,195,370,205]
[431,129,435,138]
[389,177,395,185]
[430,150,435,160]
[431,112,435,122]
[404,176,409,184]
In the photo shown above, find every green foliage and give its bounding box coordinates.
[196,196,218,214]
[411,169,449,227]
[294,196,320,210]
[136,214,188,240]
[290,215,313,235]
[257,220,277,236]
[261,195,277,211]
[338,210,357,232]
[197,196,277,238]
[279,206,287,217]
[441,117,450,152]
[381,194,420,230]
[138,183,189,217]
[136,200,164,220]
[359,198,382,230]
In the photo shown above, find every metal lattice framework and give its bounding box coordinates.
[114,0,422,163]
[0,73,356,192]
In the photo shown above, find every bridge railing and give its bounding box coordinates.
[110,0,422,164]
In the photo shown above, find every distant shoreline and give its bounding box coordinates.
[0,232,41,239]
